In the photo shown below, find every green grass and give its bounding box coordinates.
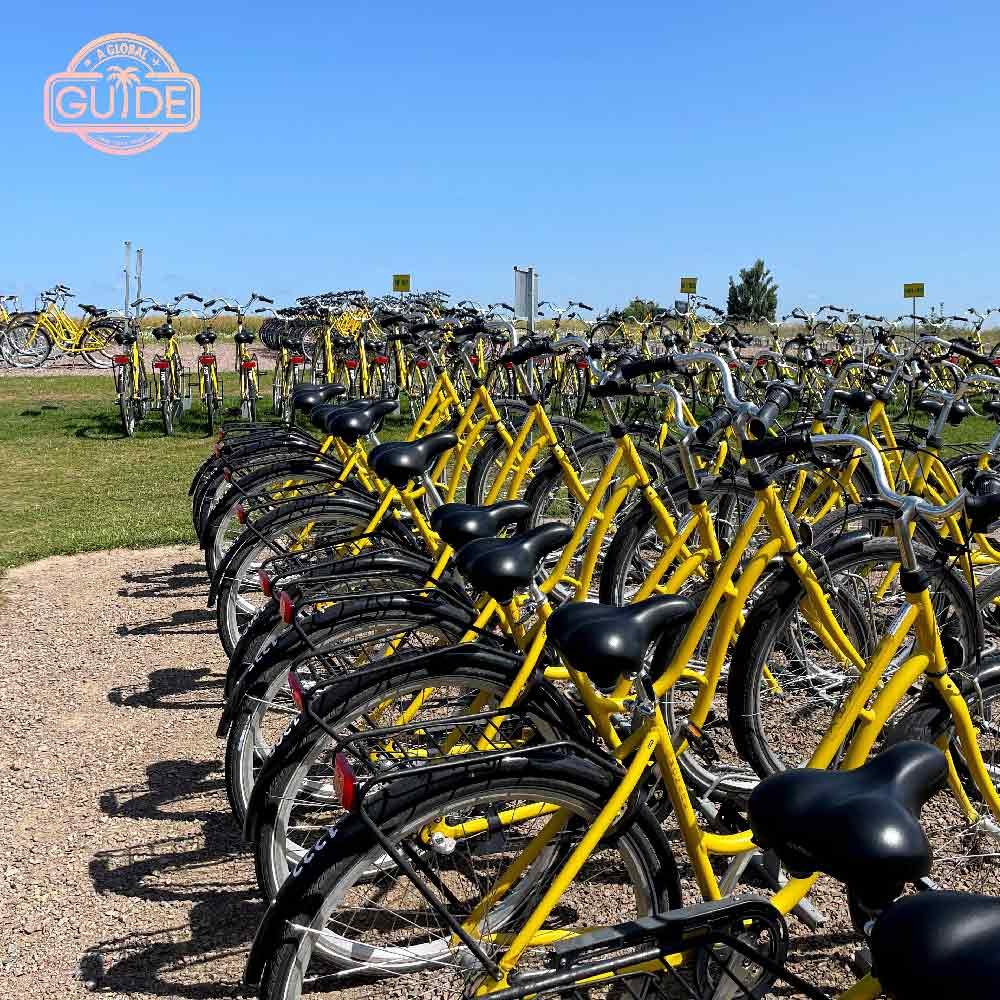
[0,374,409,570]
[0,371,995,571]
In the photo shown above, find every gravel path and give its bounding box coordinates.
[0,545,250,999]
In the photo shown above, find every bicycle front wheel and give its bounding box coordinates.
[728,537,981,778]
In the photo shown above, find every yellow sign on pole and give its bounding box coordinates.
[392,274,411,293]
[680,277,698,295]
[903,282,925,299]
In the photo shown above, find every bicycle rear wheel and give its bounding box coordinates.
[253,756,678,994]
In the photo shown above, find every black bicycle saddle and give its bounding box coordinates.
[455,522,573,602]
[870,890,1000,999]
[748,742,947,908]
[369,431,458,489]
[308,399,370,433]
[195,330,217,347]
[327,400,398,445]
[546,595,697,692]
[430,501,531,550]
[235,330,254,345]
[290,383,346,418]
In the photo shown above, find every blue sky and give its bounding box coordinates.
[3,1,999,315]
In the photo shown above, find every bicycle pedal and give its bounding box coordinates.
[852,945,873,976]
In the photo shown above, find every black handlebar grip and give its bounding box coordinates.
[258,296,274,304]
[748,385,795,439]
[619,356,677,381]
[742,433,812,461]
[695,406,734,444]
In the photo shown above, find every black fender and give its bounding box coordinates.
[207,493,387,606]
[189,452,220,496]
[242,642,590,841]
[222,600,282,703]
[243,746,680,987]
[219,625,309,735]
[290,549,468,603]
[219,592,480,733]
[199,456,350,546]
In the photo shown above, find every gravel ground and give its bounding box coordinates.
[0,545,250,999]
[0,543,867,1000]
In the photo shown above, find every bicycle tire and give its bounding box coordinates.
[252,753,679,992]
[252,656,573,900]
[727,537,981,779]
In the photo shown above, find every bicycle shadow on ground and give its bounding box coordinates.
[86,799,258,998]
[109,664,223,711]
[115,607,217,638]
[120,560,207,599]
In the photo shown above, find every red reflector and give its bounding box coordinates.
[278,590,295,624]
[199,354,216,366]
[991,360,1000,368]
[576,359,589,369]
[374,355,389,365]
[242,359,257,370]
[235,504,247,524]
[469,356,479,365]
[334,752,358,812]
[822,358,834,367]
[287,669,305,711]
[113,354,130,365]
[727,360,739,370]
[152,360,170,370]
[416,360,428,370]
[345,360,358,369]
[949,355,960,364]
[258,570,273,597]
[505,361,513,369]
[223,468,232,482]
[290,355,305,365]
[754,358,768,368]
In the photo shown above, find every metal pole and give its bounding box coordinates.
[123,241,131,320]
[135,248,143,305]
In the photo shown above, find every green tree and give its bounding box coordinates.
[726,259,779,320]
[620,296,664,321]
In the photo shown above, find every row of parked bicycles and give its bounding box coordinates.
[187,297,1000,999]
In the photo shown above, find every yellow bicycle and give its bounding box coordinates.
[4,284,123,369]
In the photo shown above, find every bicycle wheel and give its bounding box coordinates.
[252,753,679,994]
[227,605,476,828]
[206,382,217,437]
[117,363,137,437]
[4,317,52,368]
[880,656,1000,897]
[253,658,568,901]
[160,372,177,435]
[728,537,980,778]
[80,320,122,368]
[214,497,394,657]
[405,360,428,418]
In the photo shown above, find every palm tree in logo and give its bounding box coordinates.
[106,65,141,119]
